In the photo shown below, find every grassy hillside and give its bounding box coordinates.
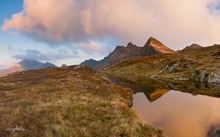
[105,45,220,97]
[0,66,162,137]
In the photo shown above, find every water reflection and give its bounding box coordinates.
[207,124,220,137]
[108,76,169,102]
[143,89,169,102]
[133,91,220,137]
[108,77,220,137]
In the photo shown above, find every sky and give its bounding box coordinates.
[1,0,220,68]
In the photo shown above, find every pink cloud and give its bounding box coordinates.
[2,0,220,49]
[78,41,105,54]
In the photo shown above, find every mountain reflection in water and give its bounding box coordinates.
[108,77,220,137]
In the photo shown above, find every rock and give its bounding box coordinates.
[191,70,196,76]
[208,71,220,83]
[214,64,219,68]
[167,64,177,73]
[200,70,207,82]
[174,76,190,81]
[167,82,176,89]
[180,77,190,81]
[74,65,87,70]
[150,75,157,79]
[61,64,68,68]
[158,70,165,74]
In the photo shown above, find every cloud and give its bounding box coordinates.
[78,41,106,54]
[14,49,79,61]
[2,0,220,49]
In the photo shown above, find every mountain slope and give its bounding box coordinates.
[81,37,174,69]
[105,44,220,95]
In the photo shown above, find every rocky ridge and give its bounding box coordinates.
[106,44,220,92]
[81,37,174,69]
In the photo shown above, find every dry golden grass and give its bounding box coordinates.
[0,66,162,137]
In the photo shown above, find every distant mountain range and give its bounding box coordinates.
[0,59,56,77]
[18,59,57,70]
[81,37,174,69]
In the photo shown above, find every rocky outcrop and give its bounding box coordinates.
[193,69,220,84]
[164,61,220,85]
[165,63,178,73]
[81,37,175,69]
[208,70,220,83]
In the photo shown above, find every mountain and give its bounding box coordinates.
[143,37,174,54]
[81,37,174,69]
[81,59,101,69]
[183,43,202,50]
[0,60,57,77]
[18,59,57,70]
[105,44,220,94]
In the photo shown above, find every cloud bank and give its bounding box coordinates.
[2,0,220,49]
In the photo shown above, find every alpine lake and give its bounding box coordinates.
[109,77,220,137]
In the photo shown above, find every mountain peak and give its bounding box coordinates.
[145,37,158,45]
[127,42,137,49]
[81,37,175,69]
[19,59,40,63]
[144,37,175,53]
[183,43,202,50]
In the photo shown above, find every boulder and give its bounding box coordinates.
[200,70,207,82]
[208,70,220,83]
[167,64,177,73]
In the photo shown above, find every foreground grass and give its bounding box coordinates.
[0,66,162,137]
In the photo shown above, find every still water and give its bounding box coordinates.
[108,77,220,137]
[133,90,220,137]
